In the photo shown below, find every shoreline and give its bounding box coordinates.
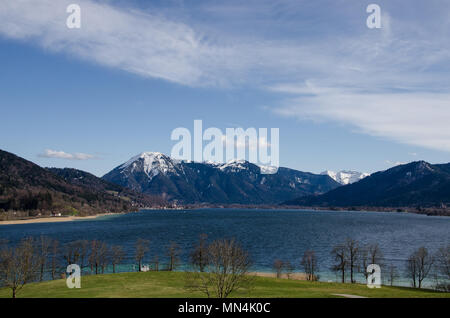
[250,271,309,281]
[143,206,450,217]
[0,213,122,225]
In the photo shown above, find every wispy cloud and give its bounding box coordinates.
[0,0,208,85]
[1,1,450,152]
[0,0,362,87]
[273,90,450,152]
[38,149,96,160]
[385,160,406,167]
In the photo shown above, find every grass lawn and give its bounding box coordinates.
[0,271,448,298]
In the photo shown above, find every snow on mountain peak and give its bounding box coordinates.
[120,152,177,178]
[218,159,249,171]
[321,170,370,185]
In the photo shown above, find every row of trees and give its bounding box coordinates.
[1,235,448,298]
[0,234,252,299]
[273,250,318,281]
[0,236,184,298]
[135,238,181,272]
[331,238,449,289]
[271,238,449,290]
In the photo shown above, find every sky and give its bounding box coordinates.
[0,0,449,177]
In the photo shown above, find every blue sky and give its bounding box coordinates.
[1,0,449,176]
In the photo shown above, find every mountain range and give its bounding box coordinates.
[102,152,341,204]
[285,161,450,210]
[1,148,449,217]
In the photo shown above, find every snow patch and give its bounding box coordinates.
[119,152,178,179]
[321,170,370,185]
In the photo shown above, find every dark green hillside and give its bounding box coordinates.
[0,149,164,218]
[284,161,450,209]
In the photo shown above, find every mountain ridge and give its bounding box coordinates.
[102,152,341,204]
[284,161,450,210]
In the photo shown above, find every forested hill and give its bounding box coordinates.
[284,161,450,210]
[0,149,165,218]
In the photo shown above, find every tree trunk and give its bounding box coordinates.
[350,265,354,283]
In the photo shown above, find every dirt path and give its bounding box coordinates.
[332,294,368,298]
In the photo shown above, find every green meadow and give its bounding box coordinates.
[0,271,448,298]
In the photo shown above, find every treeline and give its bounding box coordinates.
[0,236,204,298]
[0,235,252,299]
[271,238,450,291]
[0,236,449,298]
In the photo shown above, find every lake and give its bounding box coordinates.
[1,209,449,286]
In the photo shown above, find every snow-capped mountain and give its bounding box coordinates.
[119,152,180,180]
[321,170,370,185]
[287,161,450,208]
[103,152,341,204]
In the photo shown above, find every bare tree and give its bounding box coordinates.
[284,261,294,280]
[387,263,399,286]
[88,240,101,274]
[135,239,150,272]
[273,259,284,279]
[301,250,318,281]
[186,238,253,298]
[0,238,39,298]
[153,254,159,271]
[407,246,434,288]
[167,241,181,271]
[344,238,360,283]
[63,241,77,266]
[36,236,51,281]
[360,243,383,280]
[98,242,109,274]
[435,245,450,280]
[50,239,59,280]
[111,245,125,273]
[63,240,89,269]
[190,234,209,272]
[76,240,89,270]
[331,243,347,283]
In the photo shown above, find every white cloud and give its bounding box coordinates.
[273,90,450,152]
[38,149,96,160]
[1,1,450,152]
[385,160,406,167]
[267,7,450,153]
[0,0,352,87]
[0,0,207,85]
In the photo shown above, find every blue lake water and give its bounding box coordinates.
[1,209,449,286]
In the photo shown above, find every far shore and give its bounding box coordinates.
[0,213,122,226]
